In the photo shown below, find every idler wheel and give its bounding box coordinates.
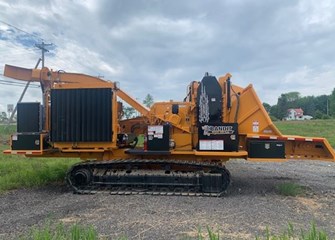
[72,168,92,186]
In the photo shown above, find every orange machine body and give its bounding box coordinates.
[3,64,335,164]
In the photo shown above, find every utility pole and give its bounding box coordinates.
[35,41,52,68]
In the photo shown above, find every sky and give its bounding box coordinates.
[0,0,335,114]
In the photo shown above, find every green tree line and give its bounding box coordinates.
[123,94,154,119]
[263,88,335,120]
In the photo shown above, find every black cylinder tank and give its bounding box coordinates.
[197,74,223,125]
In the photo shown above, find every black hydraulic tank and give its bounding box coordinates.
[17,102,41,133]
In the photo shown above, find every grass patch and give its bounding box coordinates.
[256,222,329,240]
[275,119,335,148]
[0,144,79,193]
[22,222,330,240]
[20,222,98,240]
[197,226,221,240]
[0,125,79,193]
[20,222,332,240]
[0,124,16,143]
[197,223,329,240]
[276,182,305,196]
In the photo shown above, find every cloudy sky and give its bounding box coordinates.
[1,0,335,114]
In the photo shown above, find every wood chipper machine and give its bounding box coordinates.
[3,64,335,196]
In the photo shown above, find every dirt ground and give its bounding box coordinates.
[0,159,335,239]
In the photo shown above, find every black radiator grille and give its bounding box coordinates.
[51,88,112,142]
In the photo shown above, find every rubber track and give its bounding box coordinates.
[66,159,230,197]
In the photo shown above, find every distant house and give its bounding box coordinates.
[285,108,313,121]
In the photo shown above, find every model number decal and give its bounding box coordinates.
[202,125,235,136]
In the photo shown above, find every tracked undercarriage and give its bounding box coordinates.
[67,160,231,197]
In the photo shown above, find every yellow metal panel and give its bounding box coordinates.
[4,64,34,81]
[171,133,192,151]
[225,84,281,136]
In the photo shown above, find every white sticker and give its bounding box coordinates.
[263,129,273,134]
[148,125,164,135]
[199,140,212,150]
[199,140,224,150]
[12,135,18,141]
[252,121,259,133]
[211,140,224,150]
[157,126,163,134]
[148,126,155,132]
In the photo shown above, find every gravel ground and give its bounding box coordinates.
[0,159,335,239]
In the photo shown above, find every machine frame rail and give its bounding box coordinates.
[66,159,231,197]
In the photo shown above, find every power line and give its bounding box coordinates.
[0,42,38,55]
[0,74,41,88]
[0,20,43,41]
[0,79,40,88]
[0,20,54,64]
[0,78,40,85]
[0,81,40,88]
